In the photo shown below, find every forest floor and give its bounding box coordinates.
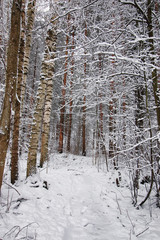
[0,153,160,240]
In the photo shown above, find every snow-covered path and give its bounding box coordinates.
[0,154,160,239]
[49,157,123,240]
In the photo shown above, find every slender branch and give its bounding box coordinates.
[15,222,39,237]
[120,0,135,7]
[38,0,99,30]
[133,0,149,23]
[116,135,157,154]
[112,191,122,215]
[126,210,135,234]
[3,181,20,196]
[3,226,20,238]
[136,227,149,237]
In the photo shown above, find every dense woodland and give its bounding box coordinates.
[0,0,160,208]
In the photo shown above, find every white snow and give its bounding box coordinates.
[0,153,160,240]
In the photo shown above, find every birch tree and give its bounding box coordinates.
[40,22,57,167]
[21,0,36,107]
[11,0,26,184]
[27,15,57,176]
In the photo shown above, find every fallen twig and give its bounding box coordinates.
[136,227,149,237]
[15,222,39,237]
[126,210,135,235]
[111,191,122,215]
[3,226,20,238]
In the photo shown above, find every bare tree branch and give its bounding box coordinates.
[120,0,149,24]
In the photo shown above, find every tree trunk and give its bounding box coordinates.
[27,17,57,176]
[82,22,87,157]
[40,22,57,166]
[133,86,144,205]
[109,79,116,161]
[11,0,26,184]
[82,95,86,156]
[0,0,22,191]
[98,53,105,154]
[147,1,160,204]
[58,10,70,153]
[27,78,47,176]
[147,0,160,130]
[19,0,36,156]
[0,0,6,90]
[139,71,154,207]
[109,16,116,163]
[122,78,126,146]
[40,78,54,167]
[21,0,36,108]
[67,28,74,153]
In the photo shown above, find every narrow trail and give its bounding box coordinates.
[46,155,127,240]
[1,154,160,239]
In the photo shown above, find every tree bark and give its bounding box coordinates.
[21,0,36,108]
[11,0,26,184]
[58,9,70,154]
[109,78,116,161]
[139,71,154,207]
[82,22,87,157]
[40,78,54,167]
[40,23,57,166]
[0,0,22,191]
[27,17,57,176]
[67,28,74,152]
[109,16,116,163]
[147,0,160,130]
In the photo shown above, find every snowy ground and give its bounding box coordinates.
[0,153,160,240]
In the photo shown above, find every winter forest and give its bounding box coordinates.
[0,0,160,239]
